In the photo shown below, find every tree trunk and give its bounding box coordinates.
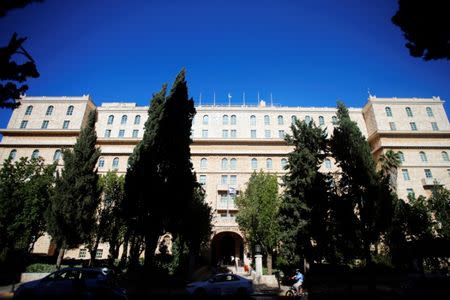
[119,230,130,268]
[143,232,159,271]
[56,246,65,270]
[89,237,100,267]
[267,253,272,275]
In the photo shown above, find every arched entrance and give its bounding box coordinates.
[211,231,244,265]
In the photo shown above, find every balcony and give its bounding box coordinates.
[216,184,240,193]
[217,201,238,210]
[213,216,237,226]
[421,178,443,188]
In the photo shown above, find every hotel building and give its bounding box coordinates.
[1,95,449,263]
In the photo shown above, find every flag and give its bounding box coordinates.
[228,187,236,195]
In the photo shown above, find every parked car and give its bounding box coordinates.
[13,267,127,300]
[186,273,253,297]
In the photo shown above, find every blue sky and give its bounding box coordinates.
[1,0,449,128]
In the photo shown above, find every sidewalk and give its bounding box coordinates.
[0,284,16,300]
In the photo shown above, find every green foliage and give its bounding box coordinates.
[0,157,56,262]
[429,185,450,238]
[25,263,58,273]
[378,150,402,192]
[45,110,101,251]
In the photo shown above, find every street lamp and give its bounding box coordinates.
[255,244,261,255]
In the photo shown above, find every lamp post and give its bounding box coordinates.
[254,243,263,279]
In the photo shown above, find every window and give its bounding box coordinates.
[107,115,114,125]
[95,249,103,259]
[331,116,337,124]
[324,158,332,169]
[104,129,111,138]
[389,122,396,130]
[281,158,287,169]
[305,115,311,124]
[53,150,61,162]
[230,115,237,125]
[63,120,70,129]
[118,130,125,138]
[406,188,415,198]
[278,115,284,125]
[98,158,105,168]
[221,175,228,185]
[291,115,297,124]
[121,115,128,125]
[265,130,271,138]
[199,175,206,185]
[112,157,119,169]
[200,158,207,169]
[222,130,229,138]
[31,149,40,159]
[202,130,208,138]
[250,115,256,126]
[20,120,28,129]
[264,115,270,125]
[9,149,17,160]
[385,107,392,117]
[419,151,427,162]
[230,158,237,170]
[410,122,417,131]
[223,115,229,125]
[266,158,273,169]
[426,107,434,117]
[46,106,54,116]
[79,249,87,259]
[221,158,228,170]
[230,175,237,186]
[405,107,413,117]
[134,115,141,125]
[442,151,449,161]
[251,130,256,138]
[230,130,237,138]
[66,106,74,116]
[25,105,33,115]
[448,169,450,177]
[278,130,285,138]
[431,122,439,131]
[319,116,324,125]
[41,120,49,129]
[398,151,405,162]
[132,130,138,138]
[402,169,410,181]
[251,158,258,170]
[424,169,433,179]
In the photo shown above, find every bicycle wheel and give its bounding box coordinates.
[285,289,295,297]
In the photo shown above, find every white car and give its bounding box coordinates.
[186,273,254,297]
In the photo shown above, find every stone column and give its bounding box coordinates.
[255,254,263,277]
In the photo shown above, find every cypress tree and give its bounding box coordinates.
[46,110,101,268]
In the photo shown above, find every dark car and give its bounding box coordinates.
[13,267,127,300]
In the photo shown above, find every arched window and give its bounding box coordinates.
[25,105,33,115]
[266,158,273,169]
[385,107,392,117]
[121,115,128,125]
[277,115,284,125]
[442,151,449,161]
[200,158,207,169]
[305,115,311,124]
[426,107,434,117]
[264,115,270,125]
[250,115,256,126]
[134,115,141,125]
[251,158,258,170]
[281,158,287,169]
[46,105,54,116]
[405,107,413,117]
[107,115,114,125]
[31,149,40,159]
[398,151,405,162]
[221,158,228,170]
[324,158,332,169]
[230,115,237,125]
[9,149,17,160]
[98,157,105,168]
[318,116,325,125]
[331,116,337,124]
[112,157,119,169]
[230,158,237,170]
[291,115,297,124]
[223,115,229,125]
[53,149,62,162]
[419,151,427,162]
[203,115,209,125]
[66,105,74,116]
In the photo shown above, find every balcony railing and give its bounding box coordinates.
[217,201,237,210]
[421,178,443,188]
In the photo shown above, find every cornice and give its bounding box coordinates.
[0,129,81,137]
[367,130,450,143]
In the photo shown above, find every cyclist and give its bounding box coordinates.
[291,269,304,295]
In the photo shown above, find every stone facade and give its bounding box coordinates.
[1,95,449,261]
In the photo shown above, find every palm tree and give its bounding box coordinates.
[378,150,402,192]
